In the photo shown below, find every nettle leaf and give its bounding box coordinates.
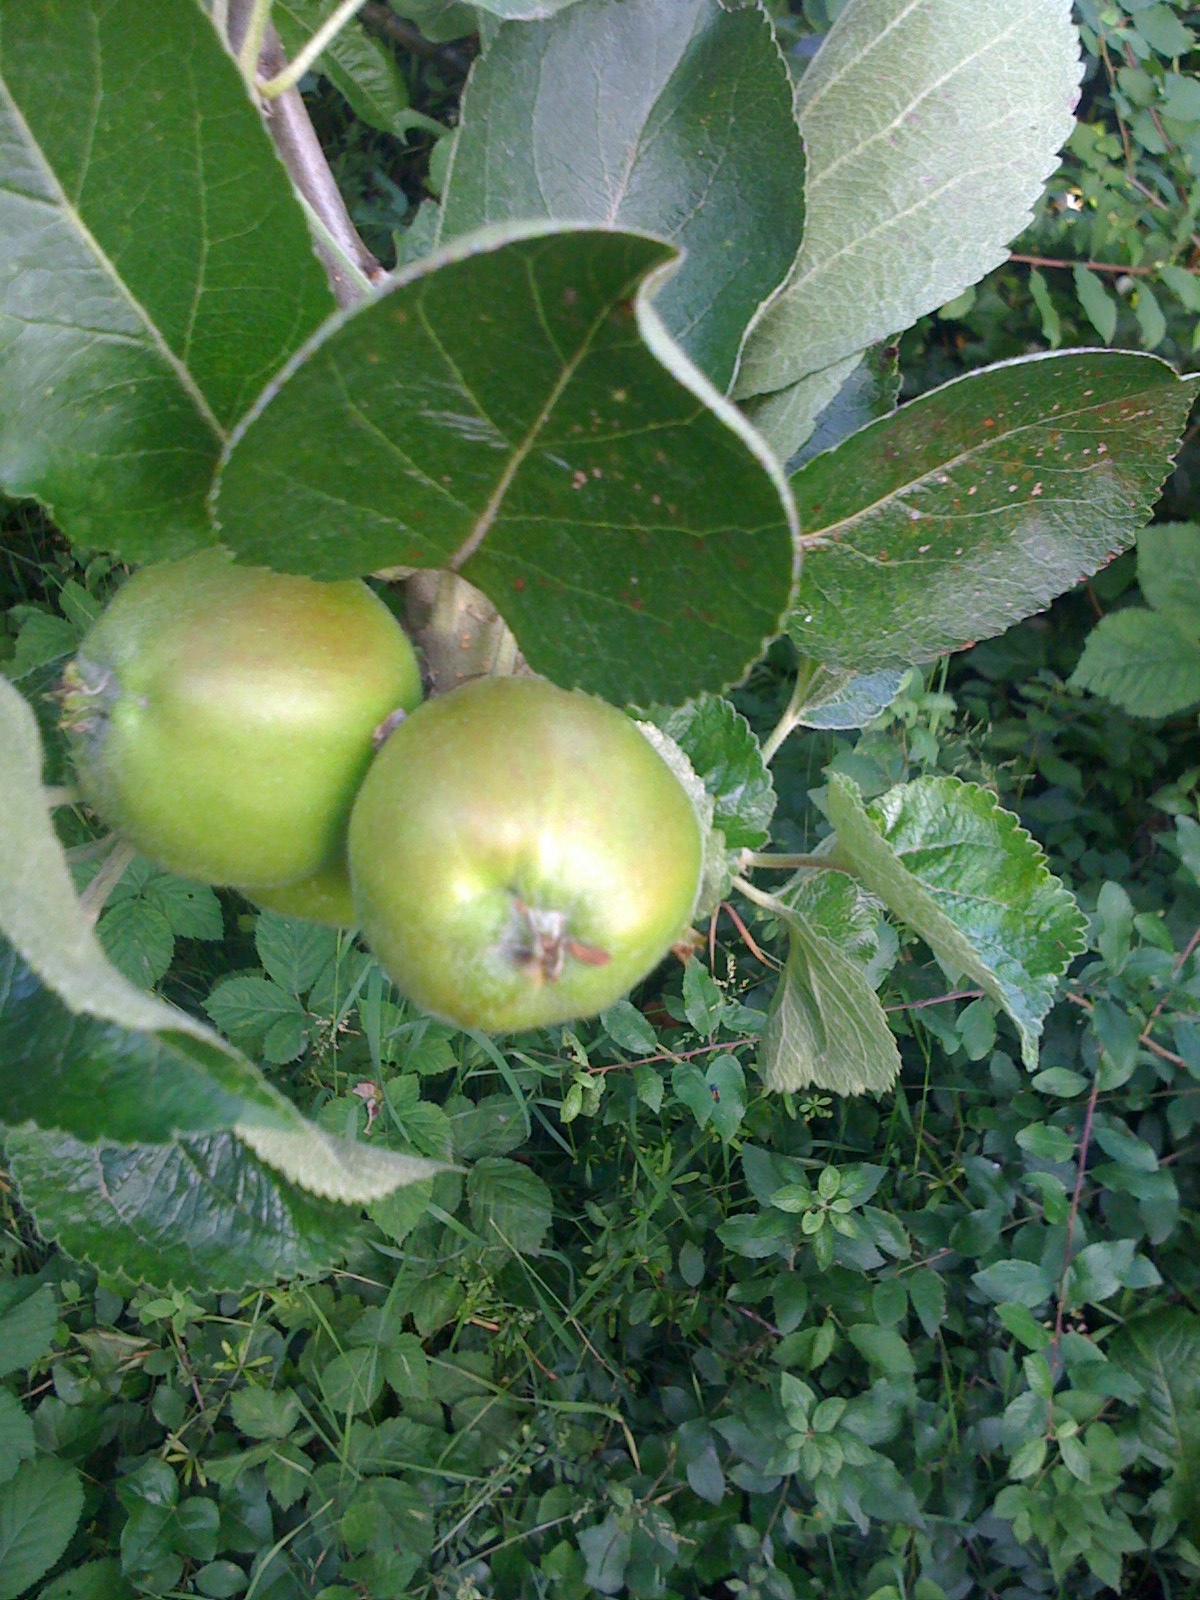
[0,0,333,560]
[789,351,1200,672]
[214,224,796,707]
[1112,1308,1200,1536]
[1071,522,1200,716]
[4,1129,363,1292]
[0,1457,83,1600]
[439,0,804,391]
[760,902,901,1097]
[825,773,1087,1068]
[650,696,775,850]
[734,0,1081,450]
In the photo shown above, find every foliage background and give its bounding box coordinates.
[2,2,1200,1597]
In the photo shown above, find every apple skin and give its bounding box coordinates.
[240,859,356,927]
[348,675,703,1032]
[62,550,422,889]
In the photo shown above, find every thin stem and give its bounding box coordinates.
[1051,1075,1101,1354]
[257,0,373,98]
[237,0,274,81]
[78,839,135,922]
[732,875,784,915]
[212,0,230,44]
[1010,252,1159,278]
[740,851,839,871]
[760,659,817,767]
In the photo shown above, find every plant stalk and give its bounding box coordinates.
[257,0,373,98]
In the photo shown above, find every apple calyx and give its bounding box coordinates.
[56,656,117,743]
[503,897,611,984]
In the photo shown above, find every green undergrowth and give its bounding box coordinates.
[3,512,1200,1600]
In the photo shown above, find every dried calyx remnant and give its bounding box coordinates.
[502,897,612,984]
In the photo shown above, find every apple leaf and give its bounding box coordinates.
[648,696,776,851]
[789,351,1200,671]
[734,0,1081,415]
[824,773,1087,1068]
[439,0,805,391]
[742,353,864,470]
[782,343,902,473]
[0,0,334,561]
[4,1129,361,1293]
[796,667,906,731]
[760,897,901,1097]
[215,224,797,706]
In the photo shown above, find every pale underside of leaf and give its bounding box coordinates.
[825,772,1087,1068]
[1068,609,1200,718]
[760,905,900,1096]
[439,0,804,391]
[238,1124,446,1205]
[734,0,1081,402]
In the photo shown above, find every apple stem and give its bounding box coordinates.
[78,839,136,923]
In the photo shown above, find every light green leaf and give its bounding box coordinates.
[229,1388,302,1442]
[439,0,804,390]
[825,773,1086,1068]
[735,0,1081,410]
[0,0,333,560]
[96,900,175,989]
[214,223,796,707]
[790,351,1200,672]
[466,1157,553,1254]
[759,901,901,1096]
[1073,265,1118,343]
[845,1322,915,1377]
[705,1054,746,1141]
[273,1,436,140]
[650,696,775,850]
[0,1457,83,1600]
[796,667,906,731]
[741,352,863,467]
[5,1129,363,1292]
[1069,609,1200,717]
[255,913,340,997]
[1064,1238,1137,1307]
[1136,521,1200,632]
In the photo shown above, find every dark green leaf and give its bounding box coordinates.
[255,913,341,997]
[228,1388,302,1442]
[0,1457,83,1600]
[274,1,432,140]
[735,0,1081,456]
[578,1514,632,1596]
[0,0,332,559]
[790,352,1199,671]
[440,0,804,390]
[0,1391,34,1486]
[759,901,901,1096]
[651,696,775,849]
[705,1054,746,1141]
[36,1556,129,1599]
[467,1158,553,1254]
[825,773,1087,1067]
[1112,1308,1200,1536]
[845,1323,915,1378]
[96,900,174,989]
[0,1281,56,1379]
[4,1129,359,1292]
[972,1259,1055,1308]
[785,343,902,473]
[1136,522,1200,631]
[1064,1238,1136,1307]
[215,225,796,706]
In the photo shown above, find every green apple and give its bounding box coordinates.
[62,549,421,888]
[348,675,703,1032]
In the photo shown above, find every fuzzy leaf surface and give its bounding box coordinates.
[825,774,1087,1068]
[760,903,900,1096]
[790,352,1200,671]
[5,1130,361,1292]
[215,224,796,706]
[439,0,804,390]
[735,0,1081,401]
[0,0,333,559]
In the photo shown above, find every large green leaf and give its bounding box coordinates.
[0,1457,83,1600]
[1112,1309,1200,1537]
[1069,609,1200,718]
[439,0,805,391]
[734,0,1081,442]
[0,677,442,1211]
[5,1129,364,1292]
[0,0,334,561]
[824,774,1087,1068]
[649,696,776,851]
[789,352,1200,671]
[760,894,901,1097]
[215,224,796,705]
